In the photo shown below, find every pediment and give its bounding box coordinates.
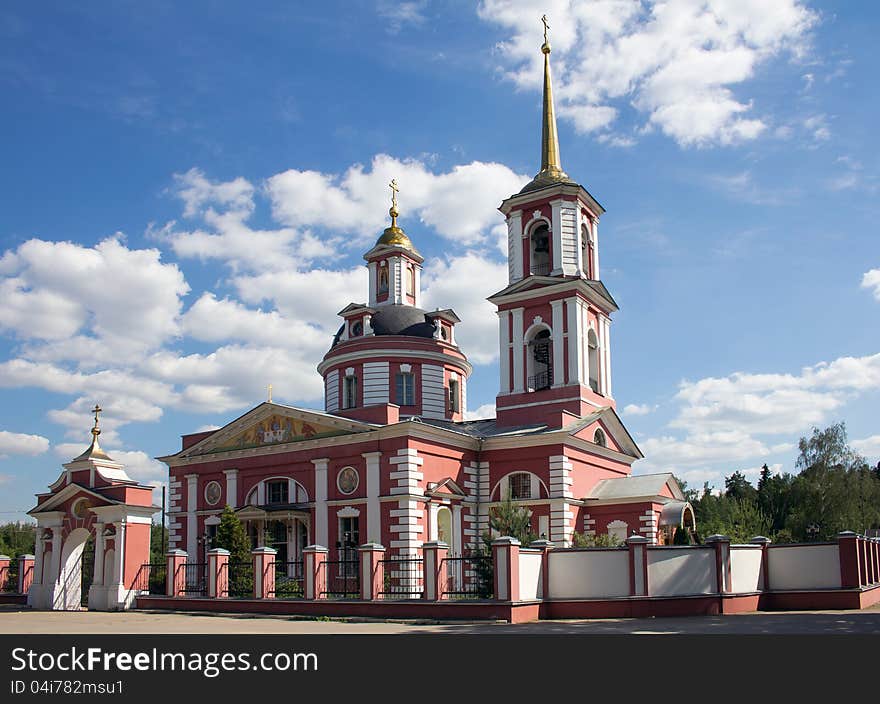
[174,402,374,458]
[29,483,120,516]
[427,477,466,497]
[569,407,643,460]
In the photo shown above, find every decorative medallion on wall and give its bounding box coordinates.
[204,480,222,506]
[337,467,359,495]
[72,498,91,519]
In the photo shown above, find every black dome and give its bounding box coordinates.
[370,305,436,338]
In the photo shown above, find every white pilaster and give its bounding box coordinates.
[185,473,198,560]
[368,260,378,307]
[114,521,126,587]
[511,307,524,393]
[223,469,239,509]
[451,504,462,556]
[498,310,511,394]
[93,522,106,587]
[363,452,382,543]
[602,314,612,397]
[567,296,583,385]
[392,256,403,304]
[312,458,329,548]
[550,199,563,274]
[508,210,524,283]
[413,265,421,307]
[551,299,565,387]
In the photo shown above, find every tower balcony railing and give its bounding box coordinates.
[530,262,551,276]
[528,371,553,391]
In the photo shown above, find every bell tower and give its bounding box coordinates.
[491,16,618,428]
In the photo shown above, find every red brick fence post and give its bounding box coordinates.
[252,547,276,599]
[422,541,449,601]
[492,537,520,602]
[207,548,229,599]
[303,545,328,600]
[359,543,385,601]
[166,550,187,597]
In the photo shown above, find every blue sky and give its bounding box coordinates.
[1,1,878,522]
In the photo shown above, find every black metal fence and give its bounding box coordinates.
[320,558,360,598]
[271,560,304,599]
[225,560,255,599]
[134,562,167,595]
[528,371,552,391]
[379,555,424,599]
[442,554,494,599]
[3,561,20,593]
[177,562,207,597]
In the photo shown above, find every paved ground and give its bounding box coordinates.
[2,604,880,634]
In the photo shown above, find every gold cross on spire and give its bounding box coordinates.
[541,14,550,44]
[389,178,400,228]
[267,384,273,403]
[91,403,102,438]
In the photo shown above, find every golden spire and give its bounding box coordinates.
[522,15,570,193]
[267,384,273,403]
[375,178,417,252]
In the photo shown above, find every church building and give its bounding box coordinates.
[158,24,695,570]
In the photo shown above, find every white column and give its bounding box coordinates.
[93,523,106,587]
[451,504,462,556]
[368,261,378,307]
[592,218,600,280]
[114,521,126,587]
[413,265,421,307]
[312,458,329,548]
[551,299,565,387]
[498,310,511,394]
[508,210,523,282]
[511,307,524,393]
[567,296,583,385]
[50,527,62,586]
[223,469,239,509]
[602,315,613,397]
[427,503,439,542]
[551,199,563,275]
[392,256,403,304]
[32,531,45,585]
[185,473,198,560]
[363,451,382,543]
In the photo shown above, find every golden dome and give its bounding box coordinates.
[375,178,418,253]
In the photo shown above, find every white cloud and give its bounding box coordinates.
[466,403,497,420]
[622,403,656,416]
[852,435,880,460]
[636,352,880,483]
[377,1,427,33]
[478,0,817,147]
[0,237,188,358]
[0,430,50,458]
[421,251,509,365]
[861,269,880,301]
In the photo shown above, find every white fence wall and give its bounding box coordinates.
[518,551,543,601]
[547,549,630,599]
[647,547,716,597]
[767,544,841,591]
[729,546,763,593]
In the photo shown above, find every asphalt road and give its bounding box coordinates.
[2,604,880,634]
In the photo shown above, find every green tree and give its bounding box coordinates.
[0,522,36,559]
[213,505,253,596]
[572,531,623,547]
[724,471,758,504]
[483,494,538,548]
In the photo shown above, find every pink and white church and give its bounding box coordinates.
[18,20,697,611]
[155,25,696,572]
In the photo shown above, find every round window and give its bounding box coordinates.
[204,480,222,506]
[337,467,359,495]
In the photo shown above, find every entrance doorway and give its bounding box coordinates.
[80,536,95,607]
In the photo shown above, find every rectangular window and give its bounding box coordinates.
[395,372,415,406]
[267,480,288,505]
[448,378,460,413]
[343,375,357,409]
[509,473,531,500]
[338,517,360,576]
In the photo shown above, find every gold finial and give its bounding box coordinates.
[91,403,102,439]
[267,384,273,403]
[541,14,550,52]
[389,179,400,228]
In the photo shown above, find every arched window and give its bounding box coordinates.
[530,223,551,276]
[378,266,389,294]
[406,266,415,296]
[527,328,552,391]
[508,472,532,500]
[587,328,600,393]
[593,428,606,447]
[581,222,594,279]
[343,373,358,409]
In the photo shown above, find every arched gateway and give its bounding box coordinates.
[26,406,158,610]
